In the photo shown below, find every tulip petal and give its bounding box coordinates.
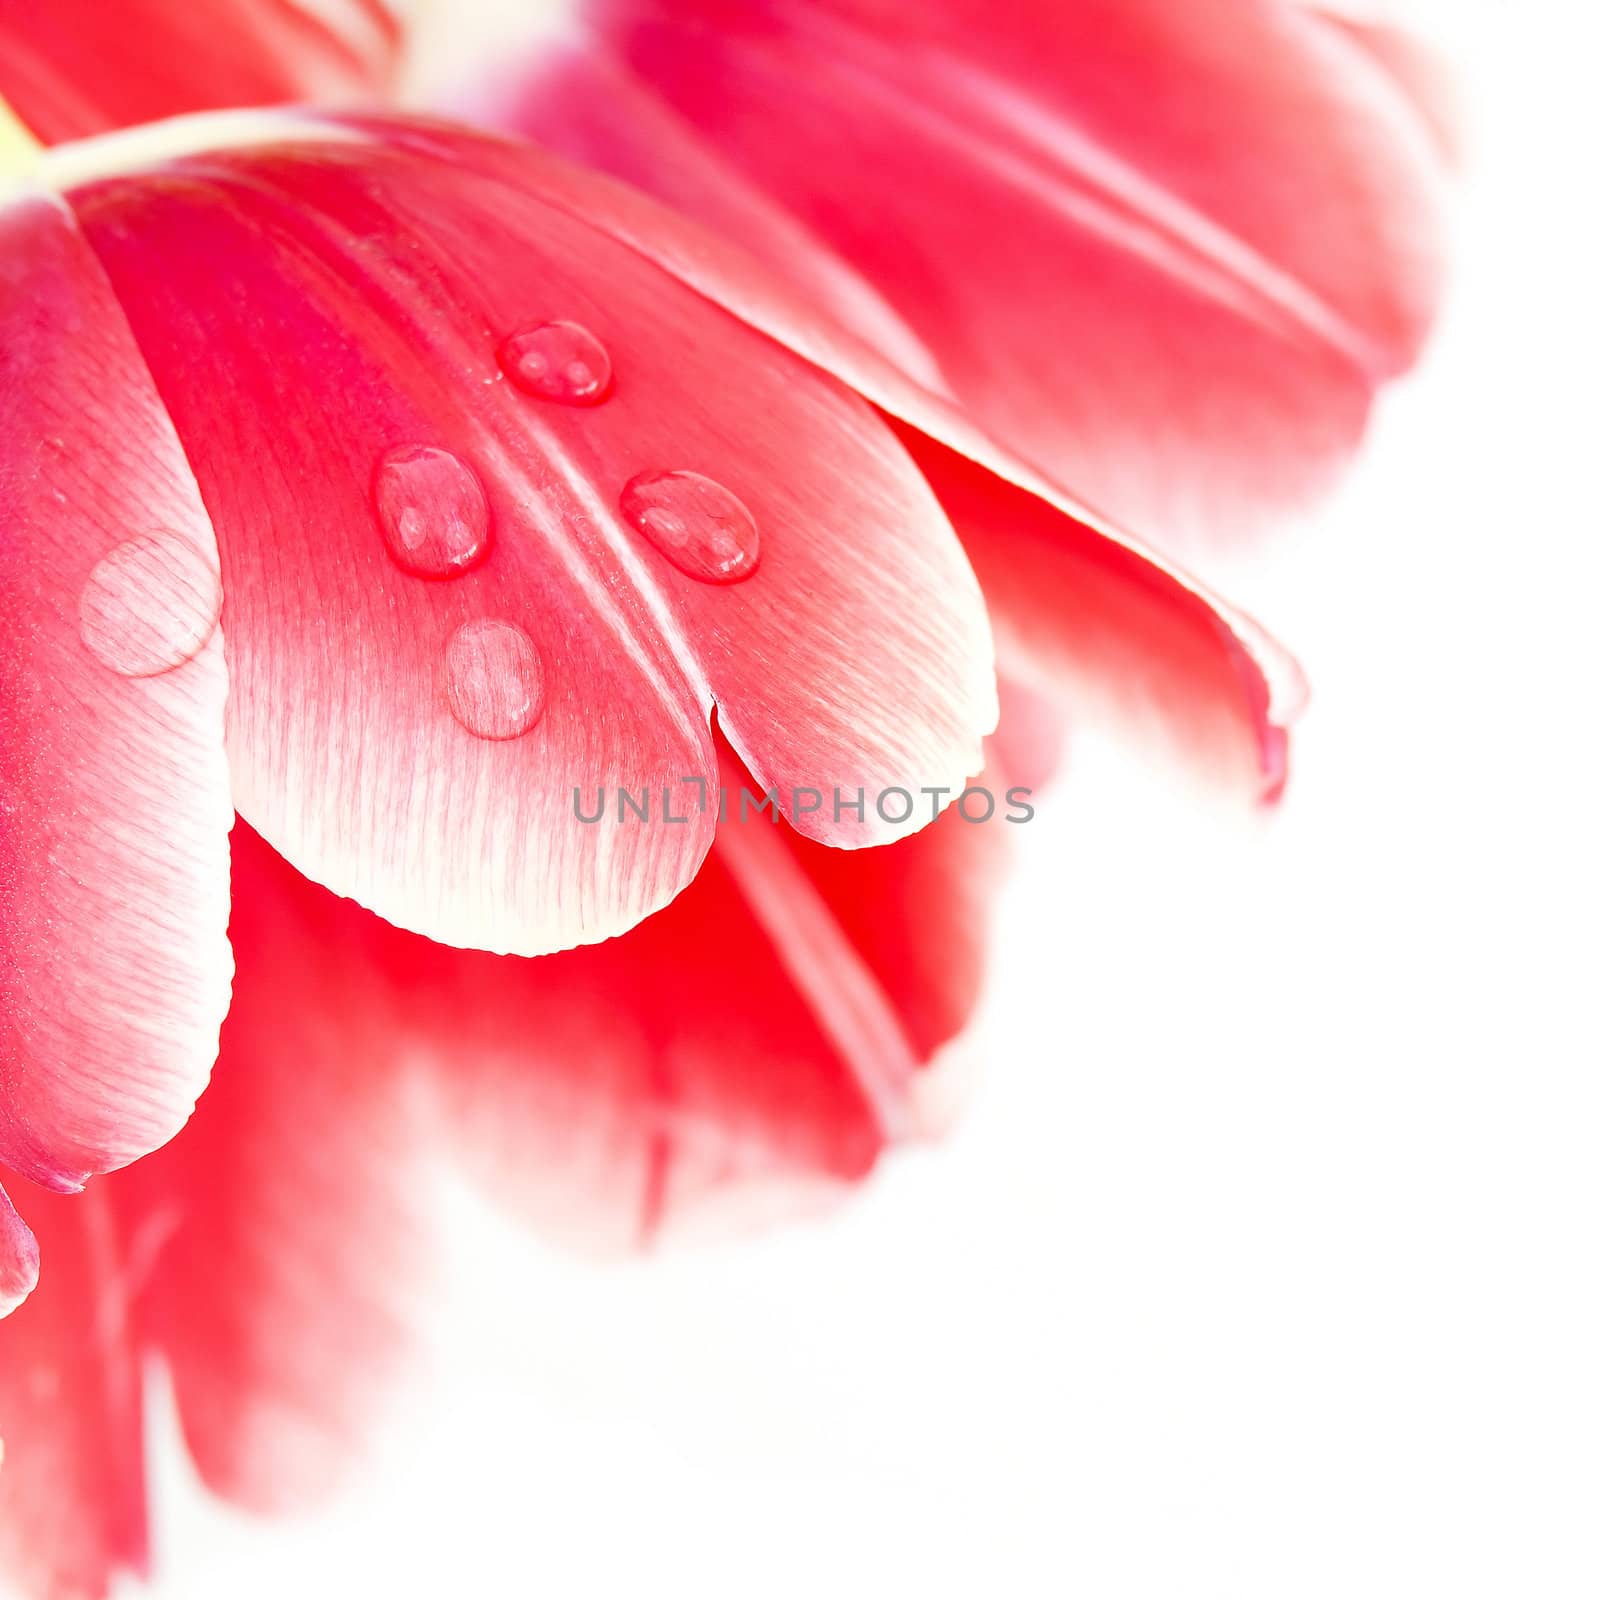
[198,728,1021,1256]
[0,0,397,144]
[898,428,1307,798]
[60,115,995,955]
[1306,8,1462,163]
[0,755,1029,1584]
[0,1190,149,1600]
[502,0,1445,548]
[384,728,1028,1247]
[459,42,950,391]
[358,116,1303,797]
[110,824,428,1512]
[0,827,431,1600]
[0,196,232,1220]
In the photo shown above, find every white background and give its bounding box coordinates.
[136,4,1598,1595]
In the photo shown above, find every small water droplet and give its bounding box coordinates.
[374,446,492,579]
[79,533,221,678]
[620,470,760,585]
[500,321,613,406]
[444,618,545,740]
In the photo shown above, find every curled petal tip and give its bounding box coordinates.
[0,1184,40,1319]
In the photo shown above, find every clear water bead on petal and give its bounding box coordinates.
[620,470,761,585]
[374,445,493,579]
[78,532,222,677]
[499,321,613,406]
[444,618,545,740]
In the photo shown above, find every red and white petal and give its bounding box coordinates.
[110,824,429,1512]
[463,41,949,391]
[503,0,1445,548]
[1,823,431,1586]
[0,195,232,1211]
[0,1190,149,1600]
[0,714,1029,1558]
[900,429,1307,798]
[363,116,1303,799]
[0,0,398,145]
[60,115,994,956]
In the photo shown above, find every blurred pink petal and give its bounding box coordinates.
[0,198,232,1234]
[0,0,398,144]
[396,728,1034,1246]
[1307,7,1463,163]
[486,0,1447,550]
[0,1190,149,1600]
[0,709,1041,1595]
[111,825,427,1515]
[0,826,424,1597]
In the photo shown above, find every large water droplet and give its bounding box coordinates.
[374,445,492,579]
[620,470,760,585]
[500,321,613,406]
[445,618,545,741]
[79,533,222,678]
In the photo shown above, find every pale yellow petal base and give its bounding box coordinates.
[0,97,42,181]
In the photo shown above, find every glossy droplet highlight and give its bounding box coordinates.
[79,533,221,678]
[445,619,545,741]
[374,445,492,579]
[500,321,613,406]
[620,471,760,585]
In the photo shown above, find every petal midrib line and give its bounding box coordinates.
[84,148,716,767]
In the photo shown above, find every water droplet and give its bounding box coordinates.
[620,470,760,585]
[500,321,613,406]
[374,446,492,579]
[444,618,545,740]
[79,533,221,678]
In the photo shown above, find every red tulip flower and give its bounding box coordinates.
[0,0,1447,1593]
[0,97,1299,1270]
